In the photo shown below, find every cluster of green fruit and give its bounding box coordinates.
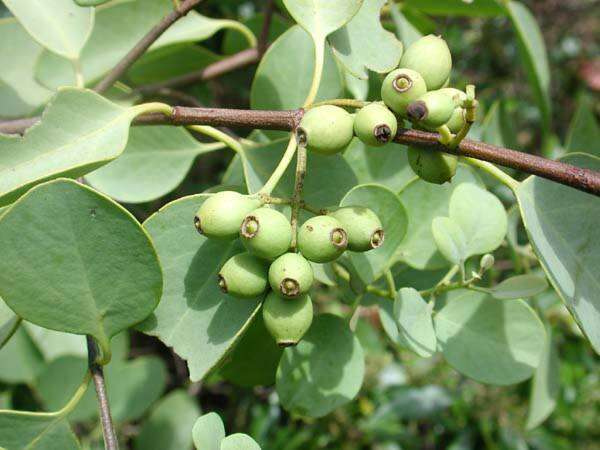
[298,34,466,184]
[194,191,384,346]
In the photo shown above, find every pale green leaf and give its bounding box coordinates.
[251,25,344,112]
[431,216,468,265]
[192,413,225,450]
[221,434,261,450]
[388,3,422,47]
[404,0,504,17]
[276,314,365,418]
[0,327,44,384]
[526,324,560,430]
[517,153,600,354]
[435,290,545,385]
[329,0,402,79]
[86,126,222,203]
[133,390,199,450]
[139,195,261,382]
[0,410,80,450]
[489,275,548,300]
[344,139,414,192]
[505,1,551,135]
[3,0,94,59]
[24,323,86,361]
[565,95,600,157]
[393,288,436,357]
[397,165,483,270]
[0,88,140,207]
[0,298,20,350]
[282,0,362,40]
[0,179,162,354]
[340,184,408,283]
[343,71,369,101]
[0,18,53,118]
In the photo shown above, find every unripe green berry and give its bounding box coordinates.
[407,90,456,129]
[353,103,398,146]
[297,105,354,155]
[218,252,269,299]
[480,254,495,271]
[439,88,467,133]
[381,68,427,116]
[407,146,457,185]
[298,215,348,263]
[240,207,292,260]
[399,34,452,90]
[194,191,261,240]
[262,291,313,347]
[330,206,384,252]
[268,253,314,298]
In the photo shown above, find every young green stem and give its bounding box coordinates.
[187,125,244,155]
[464,157,520,192]
[304,40,325,107]
[259,135,298,195]
[307,99,369,110]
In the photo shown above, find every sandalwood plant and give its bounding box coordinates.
[0,0,598,449]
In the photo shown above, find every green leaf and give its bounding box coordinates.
[0,327,44,384]
[433,184,507,264]
[192,413,225,450]
[392,288,436,357]
[404,0,504,17]
[489,275,549,300]
[397,165,482,270]
[86,126,221,203]
[220,434,261,450]
[344,139,414,192]
[139,195,261,382]
[0,88,141,207]
[565,94,600,157]
[242,138,358,205]
[219,315,283,387]
[329,0,403,79]
[251,25,344,111]
[0,298,20,350]
[133,390,200,450]
[526,324,560,430]
[0,179,162,355]
[516,153,600,354]
[505,1,552,135]
[388,3,422,47]
[35,0,171,89]
[0,18,53,118]
[223,12,290,55]
[24,323,86,361]
[276,314,365,418]
[3,0,94,59]
[282,0,362,41]
[434,290,545,385]
[340,184,408,283]
[0,410,80,450]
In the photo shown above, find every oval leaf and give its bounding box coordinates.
[489,275,548,300]
[3,0,94,59]
[139,195,261,382]
[340,184,408,283]
[0,179,162,355]
[392,288,437,357]
[220,434,261,450]
[282,0,362,40]
[517,153,600,354]
[434,290,545,385]
[276,314,365,418]
[192,413,225,450]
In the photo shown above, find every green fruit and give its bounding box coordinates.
[381,68,427,116]
[240,207,292,260]
[330,206,384,252]
[353,103,398,146]
[297,105,354,155]
[297,215,348,263]
[439,88,467,133]
[218,252,269,298]
[262,291,313,347]
[194,191,261,240]
[407,146,457,185]
[399,34,452,90]
[268,253,314,298]
[407,90,456,129]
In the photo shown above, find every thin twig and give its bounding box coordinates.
[258,0,275,55]
[2,107,599,196]
[87,336,119,450]
[94,0,203,94]
[290,145,307,250]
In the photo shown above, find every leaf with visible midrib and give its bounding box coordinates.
[0,179,162,355]
[517,153,600,354]
[139,195,262,382]
[0,411,80,450]
[0,88,142,207]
